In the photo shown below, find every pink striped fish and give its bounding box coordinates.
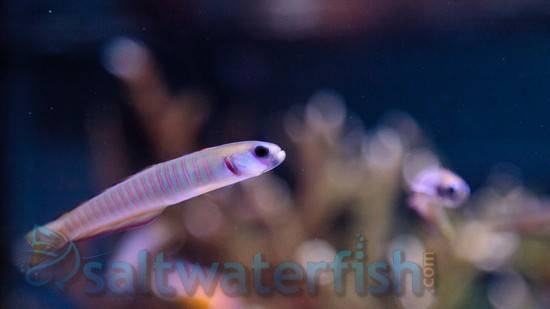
[27,141,286,250]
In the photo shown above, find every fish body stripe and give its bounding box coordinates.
[193,159,202,184]
[171,160,183,190]
[167,162,177,190]
[202,158,213,182]
[179,158,192,187]
[155,167,168,196]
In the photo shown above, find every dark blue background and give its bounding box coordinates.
[3,1,550,306]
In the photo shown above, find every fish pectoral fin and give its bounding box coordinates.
[24,225,69,266]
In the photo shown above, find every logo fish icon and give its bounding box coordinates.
[22,226,81,290]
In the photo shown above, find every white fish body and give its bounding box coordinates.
[29,141,286,249]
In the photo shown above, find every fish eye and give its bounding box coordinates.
[437,185,457,199]
[254,145,270,158]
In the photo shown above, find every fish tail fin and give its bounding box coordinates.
[23,224,69,267]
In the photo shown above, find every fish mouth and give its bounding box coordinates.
[224,156,239,176]
[274,149,286,165]
[275,150,286,163]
